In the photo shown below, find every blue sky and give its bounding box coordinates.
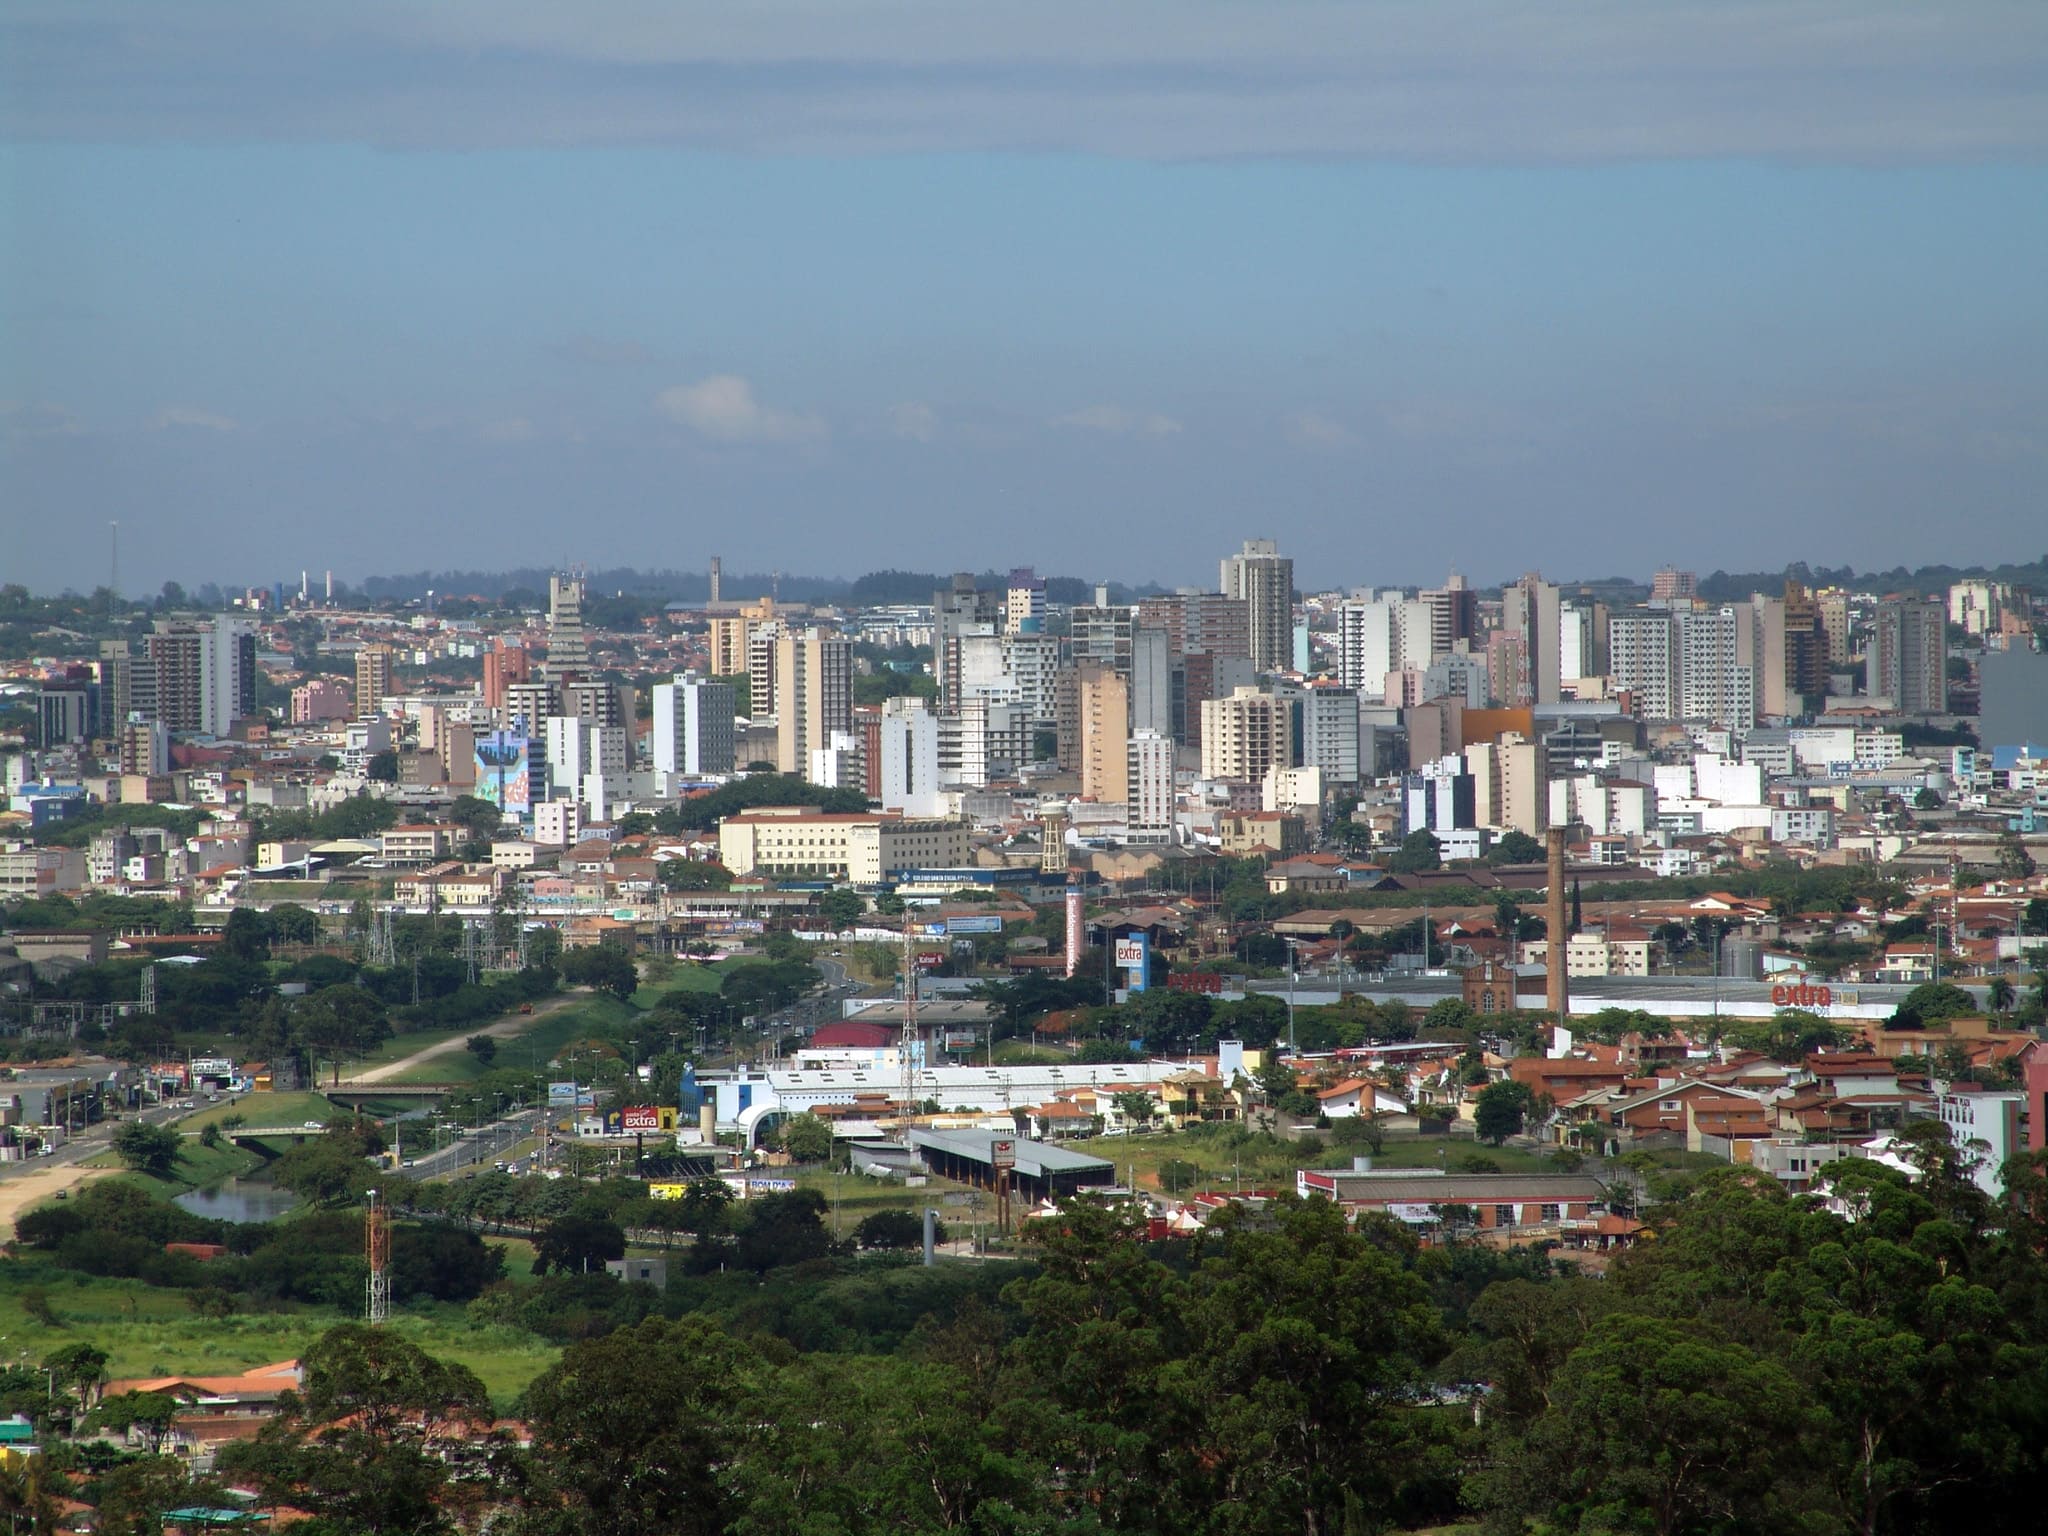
[4,2,2046,595]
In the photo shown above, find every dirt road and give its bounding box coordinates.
[346,991,584,1084]
[0,1163,114,1235]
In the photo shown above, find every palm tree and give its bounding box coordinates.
[1988,975,2015,1012]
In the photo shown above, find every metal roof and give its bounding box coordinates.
[908,1127,1113,1178]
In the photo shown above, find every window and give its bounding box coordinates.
[1540,1203,1561,1223]
[1494,1204,1516,1226]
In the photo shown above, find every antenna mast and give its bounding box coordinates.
[365,1189,391,1324]
[901,908,918,1120]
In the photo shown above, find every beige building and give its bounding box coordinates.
[1467,732,1549,836]
[1078,666,1129,807]
[1519,933,1652,978]
[719,807,969,884]
[379,825,452,865]
[394,862,514,906]
[773,628,853,780]
[1200,686,1293,782]
[354,644,394,722]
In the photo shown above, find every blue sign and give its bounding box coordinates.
[943,915,1004,935]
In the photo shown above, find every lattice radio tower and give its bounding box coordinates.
[900,910,918,1119]
[365,1189,392,1324]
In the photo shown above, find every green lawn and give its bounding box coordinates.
[174,1092,338,1133]
[390,995,640,1084]
[84,1138,268,1198]
[630,961,724,1009]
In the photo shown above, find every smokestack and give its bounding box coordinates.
[1546,827,1570,1023]
[709,556,722,604]
[325,570,333,601]
[1064,879,1084,978]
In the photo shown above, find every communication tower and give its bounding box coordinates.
[366,1189,391,1324]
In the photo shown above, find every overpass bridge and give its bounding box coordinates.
[325,1082,465,1105]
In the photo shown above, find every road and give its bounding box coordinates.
[0,1099,189,1237]
[392,1106,550,1179]
[348,991,583,1084]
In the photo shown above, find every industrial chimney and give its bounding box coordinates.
[1546,827,1570,1023]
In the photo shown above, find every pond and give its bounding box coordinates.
[174,1177,301,1225]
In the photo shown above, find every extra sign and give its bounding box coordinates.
[1771,980,1834,1009]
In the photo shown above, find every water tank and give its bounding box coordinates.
[1719,937,1764,980]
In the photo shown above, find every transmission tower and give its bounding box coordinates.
[365,1189,391,1324]
[139,963,157,1015]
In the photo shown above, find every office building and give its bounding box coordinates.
[877,697,945,816]
[95,640,136,735]
[1200,686,1294,783]
[354,644,394,722]
[1871,597,1948,715]
[774,628,854,780]
[38,684,94,746]
[717,806,969,884]
[1404,755,1476,835]
[652,674,736,777]
[1219,538,1295,673]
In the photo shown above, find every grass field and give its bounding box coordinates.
[0,1260,558,1403]
[386,995,639,1085]
[629,961,724,1010]
[1063,1127,1562,1192]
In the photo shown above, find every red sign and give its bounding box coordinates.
[1771,982,1834,1009]
[621,1105,662,1131]
[990,1139,1016,1171]
[1167,971,1225,995]
[915,951,945,970]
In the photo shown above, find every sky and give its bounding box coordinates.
[3,1,2047,597]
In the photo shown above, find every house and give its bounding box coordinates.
[1295,1168,1611,1231]
[1312,1079,1407,1119]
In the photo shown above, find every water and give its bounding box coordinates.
[174,1178,301,1224]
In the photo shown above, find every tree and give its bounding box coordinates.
[218,1324,489,1534]
[44,1342,110,1409]
[854,1208,943,1249]
[560,944,639,1001]
[1488,829,1545,865]
[518,1316,754,1536]
[657,859,735,892]
[532,1215,627,1276]
[1111,1089,1157,1129]
[777,1112,834,1164]
[1723,1008,1851,1064]
[1385,829,1442,874]
[1996,830,2037,882]
[1889,980,1979,1030]
[1988,975,2016,1012]
[93,1390,179,1454]
[294,983,392,1082]
[817,887,864,928]
[466,1033,498,1067]
[1913,787,1944,810]
[112,1120,181,1178]
[1474,1079,1536,1145]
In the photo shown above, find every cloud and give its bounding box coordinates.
[654,375,825,444]
[5,3,2044,161]
[1053,405,1182,438]
[148,406,239,432]
[1284,412,1356,448]
[888,401,939,442]
[0,401,84,440]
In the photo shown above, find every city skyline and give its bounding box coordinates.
[5,3,2046,592]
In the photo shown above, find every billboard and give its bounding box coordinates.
[1113,933,1150,993]
[548,1082,595,1108]
[620,1105,664,1132]
[1167,971,1225,995]
[474,730,534,812]
[990,1139,1017,1171]
[944,915,1004,935]
[648,1181,690,1200]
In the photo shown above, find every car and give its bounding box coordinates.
[401,1159,417,1168]
[53,1189,67,1201]
[303,1120,324,1130]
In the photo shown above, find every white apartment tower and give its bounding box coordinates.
[1220,539,1295,673]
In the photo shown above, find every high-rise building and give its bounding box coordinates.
[1781,582,1828,710]
[119,715,170,776]
[1068,603,1135,670]
[1219,539,1295,673]
[354,644,394,722]
[1467,732,1549,836]
[1651,568,1699,602]
[1200,686,1294,783]
[1126,729,1174,842]
[1337,593,1432,695]
[144,617,255,736]
[482,640,529,709]
[1676,607,1754,728]
[1948,580,2012,638]
[774,628,854,780]
[1135,593,1251,662]
[1818,592,1852,665]
[1500,575,1562,705]
[1298,685,1362,784]
[1872,597,1948,715]
[933,575,1004,710]
[1559,601,1607,684]
[1129,626,1172,738]
[95,640,135,735]
[745,621,781,717]
[1418,572,1479,658]
[1005,567,1046,635]
[1608,609,1679,721]
[545,573,590,680]
[1078,666,1130,806]
[503,679,560,733]
[563,680,630,729]
[878,696,945,816]
[652,674,736,777]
